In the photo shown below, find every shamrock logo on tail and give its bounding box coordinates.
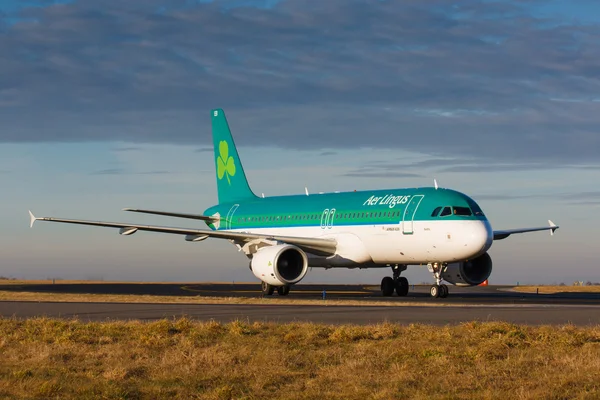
[217,141,236,185]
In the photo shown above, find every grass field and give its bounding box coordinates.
[0,318,599,399]
[0,281,452,307]
[0,290,448,308]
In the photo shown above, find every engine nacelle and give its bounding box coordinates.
[441,252,492,286]
[250,245,309,286]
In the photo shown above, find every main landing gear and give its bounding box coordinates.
[380,264,409,297]
[261,282,290,296]
[428,262,449,298]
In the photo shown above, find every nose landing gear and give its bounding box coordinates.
[428,263,449,298]
[429,283,448,298]
[380,264,409,297]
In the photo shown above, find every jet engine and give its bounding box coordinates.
[441,252,492,286]
[250,244,309,286]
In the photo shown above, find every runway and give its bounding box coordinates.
[2,282,600,304]
[1,301,600,325]
[1,283,599,325]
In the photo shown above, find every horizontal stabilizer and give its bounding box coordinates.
[123,208,220,222]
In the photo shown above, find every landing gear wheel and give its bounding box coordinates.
[395,277,409,297]
[430,285,441,298]
[381,276,395,297]
[439,284,449,298]
[277,285,290,296]
[261,281,275,296]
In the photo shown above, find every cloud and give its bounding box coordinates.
[559,191,600,201]
[342,171,423,179]
[136,170,170,175]
[319,151,337,156]
[90,168,124,175]
[354,158,600,174]
[112,146,141,152]
[1,0,599,166]
[89,168,171,175]
[470,190,600,203]
[570,201,600,207]
[469,193,543,201]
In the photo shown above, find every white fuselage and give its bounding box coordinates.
[232,219,493,268]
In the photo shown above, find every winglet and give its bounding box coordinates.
[548,220,558,236]
[28,210,37,228]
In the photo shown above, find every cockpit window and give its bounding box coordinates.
[465,198,485,216]
[431,207,442,217]
[453,206,472,216]
[439,207,452,217]
[470,204,484,216]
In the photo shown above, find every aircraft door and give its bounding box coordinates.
[320,209,330,229]
[320,208,336,229]
[327,209,336,229]
[402,195,424,234]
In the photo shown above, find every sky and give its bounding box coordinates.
[1,0,599,285]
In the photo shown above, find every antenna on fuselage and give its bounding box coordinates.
[434,179,439,190]
[261,193,265,198]
[305,187,309,196]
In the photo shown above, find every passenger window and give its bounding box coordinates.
[440,207,451,217]
[431,207,442,217]
[453,206,472,216]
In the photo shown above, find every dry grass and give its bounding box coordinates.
[513,286,600,294]
[0,318,599,399]
[0,290,457,308]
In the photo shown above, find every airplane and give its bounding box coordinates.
[29,108,559,298]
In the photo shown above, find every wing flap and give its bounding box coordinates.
[29,211,337,256]
[493,220,559,240]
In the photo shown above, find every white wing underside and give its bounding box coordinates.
[28,211,337,256]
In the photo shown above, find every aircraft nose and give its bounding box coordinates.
[470,220,493,255]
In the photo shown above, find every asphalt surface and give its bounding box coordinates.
[1,301,600,325]
[1,283,600,325]
[2,282,600,304]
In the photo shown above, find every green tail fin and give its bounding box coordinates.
[211,109,257,204]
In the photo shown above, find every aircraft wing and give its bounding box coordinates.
[122,208,219,222]
[493,220,559,240]
[28,211,337,256]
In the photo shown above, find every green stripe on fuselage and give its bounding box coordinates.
[204,187,487,230]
